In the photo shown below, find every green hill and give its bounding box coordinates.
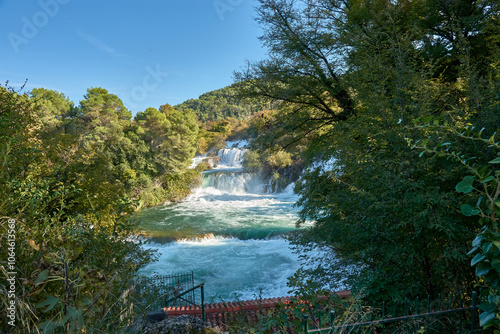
[175,82,270,122]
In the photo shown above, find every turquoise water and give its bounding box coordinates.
[134,159,306,302]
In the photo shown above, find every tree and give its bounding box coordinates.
[160,105,198,174]
[410,119,500,329]
[30,88,74,135]
[234,0,356,138]
[79,87,131,133]
[176,82,266,122]
[135,106,198,176]
[0,84,155,333]
[241,0,500,303]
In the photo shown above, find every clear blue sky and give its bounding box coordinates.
[0,0,267,114]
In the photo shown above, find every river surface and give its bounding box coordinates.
[135,143,305,302]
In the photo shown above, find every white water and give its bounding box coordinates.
[137,145,305,302]
[189,143,249,169]
[141,237,300,302]
[216,148,247,168]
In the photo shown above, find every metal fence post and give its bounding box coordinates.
[330,310,336,334]
[304,314,309,333]
[201,283,206,322]
[471,291,477,332]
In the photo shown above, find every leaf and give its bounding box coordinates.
[38,320,61,333]
[481,176,495,183]
[489,157,500,164]
[476,262,491,276]
[492,258,500,272]
[461,204,479,216]
[471,253,486,266]
[467,246,479,255]
[62,306,83,332]
[36,294,59,313]
[488,294,500,305]
[479,303,497,313]
[70,246,85,260]
[472,235,483,247]
[488,134,496,145]
[456,176,474,193]
[34,270,48,285]
[483,242,493,254]
[28,239,40,251]
[422,115,433,124]
[456,182,474,193]
[463,175,475,184]
[479,310,496,327]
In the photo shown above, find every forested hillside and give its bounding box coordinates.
[176,82,272,122]
[236,0,500,329]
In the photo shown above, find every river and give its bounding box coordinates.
[134,141,305,302]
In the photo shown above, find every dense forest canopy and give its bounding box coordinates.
[175,82,273,122]
[236,0,500,328]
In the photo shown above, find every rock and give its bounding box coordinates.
[142,315,223,334]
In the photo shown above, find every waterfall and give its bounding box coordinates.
[189,156,218,169]
[202,171,264,194]
[137,141,308,302]
[190,140,248,169]
[216,148,247,167]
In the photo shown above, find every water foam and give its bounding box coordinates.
[226,139,249,148]
[140,237,303,301]
[216,148,247,168]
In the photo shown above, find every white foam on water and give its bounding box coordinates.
[226,140,249,148]
[140,237,304,301]
[201,171,263,194]
[216,148,247,168]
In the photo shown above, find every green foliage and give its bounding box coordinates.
[129,105,200,208]
[241,0,500,308]
[0,82,207,332]
[176,82,268,122]
[410,122,500,330]
[240,108,309,191]
[0,85,158,333]
[242,150,262,173]
[265,150,292,169]
[135,105,198,177]
[242,271,343,334]
[30,88,75,140]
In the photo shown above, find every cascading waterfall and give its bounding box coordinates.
[136,141,307,302]
[216,148,247,167]
[202,171,264,194]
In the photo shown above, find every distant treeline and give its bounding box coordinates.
[176,82,275,122]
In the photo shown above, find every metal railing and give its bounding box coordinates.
[304,291,480,333]
[164,283,206,322]
[136,272,196,310]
